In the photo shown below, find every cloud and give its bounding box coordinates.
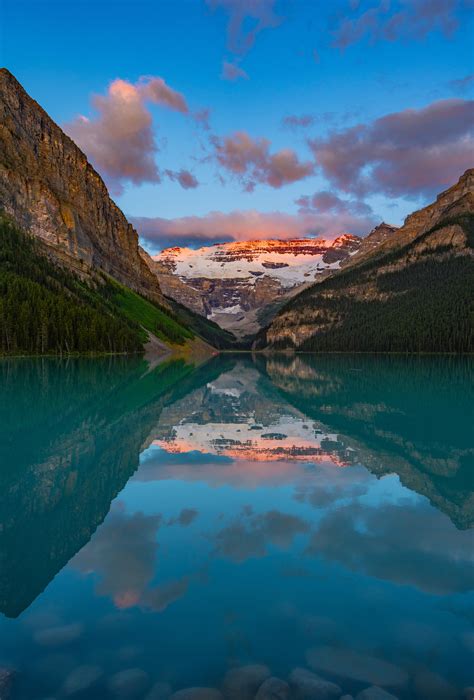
[66,76,188,193]
[131,207,377,251]
[214,508,309,562]
[306,501,474,594]
[296,191,373,216]
[222,60,249,81]
[72,507,191,613]
[212,131,314,190]
[72,509,162,609]
[448,73,474,94]
[168,508,199,526]
[207,0,282,56]
[282,114,317,130]
[164,169,200,189]
[308,98,474,198]
[194,108,212,131]
[333,0,461,49]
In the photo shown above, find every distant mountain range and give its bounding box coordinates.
[0,67,472,355]
[150,234,364,338]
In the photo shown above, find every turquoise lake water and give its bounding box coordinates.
[0,354,473,699]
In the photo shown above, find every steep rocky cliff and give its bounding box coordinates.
[260,170,474,353]
[150,235,362,338]
[0,68,165,305]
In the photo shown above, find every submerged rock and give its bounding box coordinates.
[34,623,83,647]
[413,670,457,699]
[288,667,341,699]
[222,664,271,699]
[108,668,150,698]
[255,676,290,700]
[145,681,173,700]
[355,687,399,700]
[61,665,103,695]
[306,646,408,687]
[0,669,15,700]
[169,689,223,700]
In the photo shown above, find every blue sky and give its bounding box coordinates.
[1,0,473,251]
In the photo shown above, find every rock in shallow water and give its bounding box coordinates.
[169,689,223,700]
[255,676,290,700]
[145,681,172,700]
[34,623,83,647]
[0,669,15,700]
[355,687,399,700]
[222,664,271,700]
[306,646,408,688]
[108,668,150,698]
[288,667,341,699]
[413,670,457,700]
[61,664,103,695]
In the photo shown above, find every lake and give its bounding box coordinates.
[0,354,473,700]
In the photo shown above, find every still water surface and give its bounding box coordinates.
[0,354,473,699]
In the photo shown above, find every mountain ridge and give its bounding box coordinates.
[257,170,474,353]
[0,68,231,354]
[149,234,362,338]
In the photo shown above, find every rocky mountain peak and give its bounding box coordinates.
[149,235,363,338]
[0,68,166,305]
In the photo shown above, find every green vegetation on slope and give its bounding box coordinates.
[166,297,236,349]
[0,216,198,355]
[266,215,474,354]
[108,280,194,345]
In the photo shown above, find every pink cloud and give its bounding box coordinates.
[221,60,249,81]
[448,73,474,94]
[308,98,474,198]
[66,76,188,192]
[333,0,461,49]
[207,0,282,56]
[130,207,377,251]
[165,169,200,189]
[212,131,314,190]
[297,191,373,216]
[282,114,317,130]
[193,108,212,131]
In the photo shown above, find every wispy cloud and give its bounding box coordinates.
[281,114,317,130]
[333,0,461,49]
[448,73,474,94]
[207,0,282,56]
[221,60,249,81]
[164,169,200,189]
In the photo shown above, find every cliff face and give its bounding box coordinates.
[261,170,474,352]
[0,68,166,305]
[150,235,362,338]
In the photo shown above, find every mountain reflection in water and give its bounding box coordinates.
[0,354,472,700]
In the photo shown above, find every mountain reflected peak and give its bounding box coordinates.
[0,354,473,699]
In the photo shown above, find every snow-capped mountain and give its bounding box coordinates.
[150,235,361,338]
[152,361,356,465]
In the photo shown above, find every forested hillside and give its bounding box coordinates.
[0,217,199,355]
[259,172,474,354]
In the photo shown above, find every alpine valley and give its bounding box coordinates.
[0,67,473,356]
